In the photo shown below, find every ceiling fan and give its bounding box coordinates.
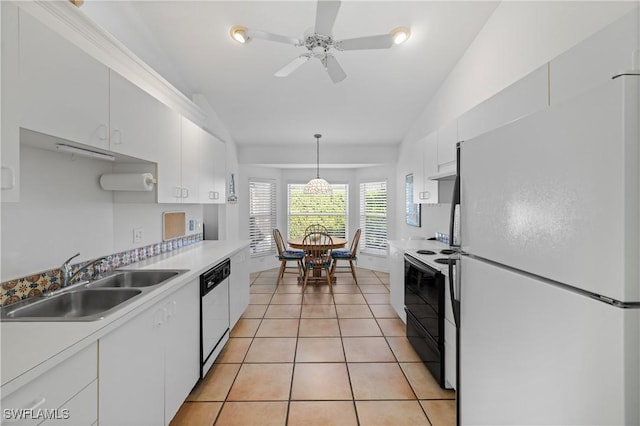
[230,0,410,83]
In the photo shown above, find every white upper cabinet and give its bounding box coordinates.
[436,120,458,174]
[412,132,439,204]
[179,116,201,204]
[1,2,20,202]
[109,71,179,162]
[458,65,549,142]
[549,9,639,105]
[200,132,226,204]
[18,10,109,150]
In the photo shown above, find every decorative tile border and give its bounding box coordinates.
[0,234,203,307]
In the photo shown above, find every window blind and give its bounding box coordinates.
[359,181,388,256]
[249,179,276,257]
[287,183,348,239]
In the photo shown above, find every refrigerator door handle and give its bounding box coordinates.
[449,142,461,248]
[449,254,461,327]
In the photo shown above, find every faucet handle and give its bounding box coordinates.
[62,252,81,267]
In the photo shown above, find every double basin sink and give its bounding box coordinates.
[1,270,185,321]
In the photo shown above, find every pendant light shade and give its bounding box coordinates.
[304,134,332,195]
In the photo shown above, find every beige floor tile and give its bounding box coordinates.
[241,304,268,319]
[338,318,382,337]
[296,337,345,362]
[169,402,222,426]
[275,284,304,293]
[333,293,367,305]
[291,363,353,400]
[357,285,390,294]
[278,275,301,285]
[342,337,396,362]
[227,363,293,401]
[348,363,416,400]
[188,363,241,401]
[385,337,422,362]
[250,284,277,294]
[215,401,288,426]
[264,304,301,319]
[355,276,383,285]
[299,318,340,337]
[288,401,358,426]
[216,338,252,363]
[355,268,377,276]
[230,319,261,338]
[368,305,399,319]
[301,304,337,318]
[302,293,335,304]
[305,283,333,294]
[420,400,456,426]
[250,293,273,304]
[355,401,429,426]
[377,318,407,336]
[244,337,297,363]
[252,276,279,285]
[271,293,304,305]
[258,269,279,277]
[331,284,362,294]
[400,363,456,399]
[335,304,373,318]
[363,293,390,304]
[255,319,300,337]
[250,272,260,279]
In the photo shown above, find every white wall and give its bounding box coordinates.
[1,144,203,280]
[396,1,638,240]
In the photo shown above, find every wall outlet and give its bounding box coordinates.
[133,228,144,243]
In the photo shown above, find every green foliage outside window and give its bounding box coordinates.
[288,184,348,238]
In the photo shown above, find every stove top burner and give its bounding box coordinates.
[434,258,454,265]
[439,249,455,255]
[416,250,436,255]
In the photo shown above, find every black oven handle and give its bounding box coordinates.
[404,253,439,274]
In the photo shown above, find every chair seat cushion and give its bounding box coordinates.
[332,250,353,259]
[280,250,304,260]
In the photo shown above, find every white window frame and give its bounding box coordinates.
[359,180,388,256]
[249,179,276,257]
[287,183,349,239]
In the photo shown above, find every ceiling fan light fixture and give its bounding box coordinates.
[230,26,249,44]
[391,27,411,45]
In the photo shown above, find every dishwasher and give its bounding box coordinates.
[200,259,230,378]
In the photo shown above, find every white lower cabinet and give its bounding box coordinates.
[389,246,405,322]
[98,280,199,426]
[229,248,250,328]
[0,343,97,426]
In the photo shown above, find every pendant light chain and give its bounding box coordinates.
[315,134,321,179]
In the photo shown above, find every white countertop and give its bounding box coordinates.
[388,239,454,273]
[0,240,249,395]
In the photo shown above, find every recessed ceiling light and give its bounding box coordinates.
[391,27,411,45]
[230,26,250,44]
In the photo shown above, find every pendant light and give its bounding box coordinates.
[304,134,332,195]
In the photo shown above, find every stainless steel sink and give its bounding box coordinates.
[1,269,186,321]
[85,270,181,289]
[2,289,142,321]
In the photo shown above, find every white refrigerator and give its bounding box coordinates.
[449,74,640,425]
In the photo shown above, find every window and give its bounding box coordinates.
[249,179,276,257]
[360,181,388,255]
[287,184,348,238]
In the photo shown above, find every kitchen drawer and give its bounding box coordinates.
[1,343,97,426]
[39,380,97,426]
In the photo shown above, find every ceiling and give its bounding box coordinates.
[82,1,498,151]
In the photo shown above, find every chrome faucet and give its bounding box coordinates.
[60,253,108,288]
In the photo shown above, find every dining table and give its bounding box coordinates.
[287,236,347,284]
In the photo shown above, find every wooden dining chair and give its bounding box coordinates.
[330,228,361,284]
[302,231,334,292]
[273,228,304,286]
[304,224,328,235]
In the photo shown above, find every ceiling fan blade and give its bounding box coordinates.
[336,34,394,51]
[314,0,341,36]
[246,29,301,46]
[274,55,311,77]
[323,55,346,83]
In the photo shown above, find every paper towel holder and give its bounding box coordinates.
[99,173,157,191]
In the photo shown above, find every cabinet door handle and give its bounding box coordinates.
[1,166,16,190]
[166,300,177,319]
[98,124,108,141]
[111,129,122,145]
[153,308,165,327]
[209,191,219,200]
[3,397,47,423]
[182,187,189,198]
[420,191,430,200]
[174,187,183,198]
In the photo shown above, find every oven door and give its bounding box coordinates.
[404,254,444,345]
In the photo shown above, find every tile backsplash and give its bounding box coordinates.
[1,233,203,307]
